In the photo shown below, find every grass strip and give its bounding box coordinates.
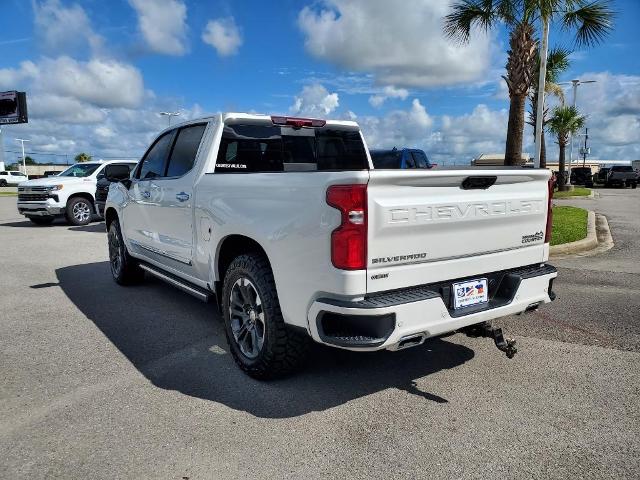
[551,206,588,246]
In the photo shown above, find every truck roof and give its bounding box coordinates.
[159,113,359,134]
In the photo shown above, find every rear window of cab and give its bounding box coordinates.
[214,124,368,172]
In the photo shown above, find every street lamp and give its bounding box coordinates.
[159,111,181,126]
[15,138,30,175]
[558,79,596,163]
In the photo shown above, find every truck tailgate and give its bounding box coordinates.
[366,169,551,293]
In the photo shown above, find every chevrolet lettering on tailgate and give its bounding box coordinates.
[387,199,544,225]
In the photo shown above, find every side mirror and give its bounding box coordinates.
[104,164,131,182]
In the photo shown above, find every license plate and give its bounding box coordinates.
[452,278,488,309]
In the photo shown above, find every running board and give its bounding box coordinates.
[139,263,214,303]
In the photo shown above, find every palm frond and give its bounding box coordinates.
[545,82,565,104]
[562,0,615,47]
[548,105,586,137]
[545,47,571,83]
[443,0,499,43]
[495,0,519,24]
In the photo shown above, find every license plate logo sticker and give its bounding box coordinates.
[453,278,488,309]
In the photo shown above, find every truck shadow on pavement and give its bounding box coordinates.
[1,219,103,230]
[56,261,475,418]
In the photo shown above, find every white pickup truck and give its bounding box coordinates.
[0,170,28,186]
[17,160,137,225]
[104,113,557,379]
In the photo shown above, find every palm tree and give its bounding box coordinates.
[74,152,92,163]
[547,105,585,190]
[528,47,570,168]
[444,0,614,166]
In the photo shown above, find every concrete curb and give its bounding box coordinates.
[550,210,597,256]
[554,189,596,199]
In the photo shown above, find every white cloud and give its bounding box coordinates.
[438,104,508,158]
[33,0,103,54]
[0,54,158,163]
[369,86,409,107]
[0,56,145,109]
[38,57,145,109]
[202,17,243,57]
[290,84,339,116]
[297,0,493,88]
[0,61,39,89]
[128,0,188,55]
[1,102,208,163]
[358,99,434,150]
[29,93,107,124]
[354,101,511,164]
[554,72,640,160]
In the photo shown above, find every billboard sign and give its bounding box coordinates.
[0,91,28,125]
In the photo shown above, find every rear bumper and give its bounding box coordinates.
[308,263,557,351]
[17,201,64,216]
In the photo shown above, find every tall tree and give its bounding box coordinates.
[547,105,586,190]
[75,153,92,163]
[444,0,614,166]
[528,47,570,168]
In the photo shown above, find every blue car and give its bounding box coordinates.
[369,148,435,169]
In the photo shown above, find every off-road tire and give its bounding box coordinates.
[108,220,145,285]
[66,197,93,226]
[29,216,55,225]
[222,253,309,379]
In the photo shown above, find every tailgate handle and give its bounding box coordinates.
[461,176,497,190]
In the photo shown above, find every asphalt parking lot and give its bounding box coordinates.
[1,189,638,479]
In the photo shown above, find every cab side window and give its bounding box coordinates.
[137,132,174,179]
[405,152,416,168]
[411,151,429,168]
[165,124,206,177]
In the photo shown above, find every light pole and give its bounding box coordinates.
[159,111,181,127]
[533,16,550,169]
[15,138,30,175]
[558,79,596,164]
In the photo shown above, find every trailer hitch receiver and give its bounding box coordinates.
[463,322,518,359]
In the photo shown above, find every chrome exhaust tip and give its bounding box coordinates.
[397,333,427,350]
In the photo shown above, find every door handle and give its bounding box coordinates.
[141,191,151,199]
[176,192,190,202]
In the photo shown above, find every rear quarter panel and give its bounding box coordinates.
[193,171,370,329]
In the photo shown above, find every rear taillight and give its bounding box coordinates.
[271,115,326,129]
[326,184,367,270]
[544,176,554,243]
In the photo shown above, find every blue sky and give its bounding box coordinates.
[1,0,639,165]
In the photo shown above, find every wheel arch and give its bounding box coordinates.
[67,192,96,211]
[215,234,273,304]
[104,207,119,231]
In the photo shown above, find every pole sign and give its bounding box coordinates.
[0,91,28,125]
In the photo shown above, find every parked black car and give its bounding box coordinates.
[593,166,637,188]
[593,167,610,185]
[607,165,637,188]
[570,167,594,187]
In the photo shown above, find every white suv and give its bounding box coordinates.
[0,170,28,186]
[17,160,137,225]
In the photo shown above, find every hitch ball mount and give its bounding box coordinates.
[463,322,518,359]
